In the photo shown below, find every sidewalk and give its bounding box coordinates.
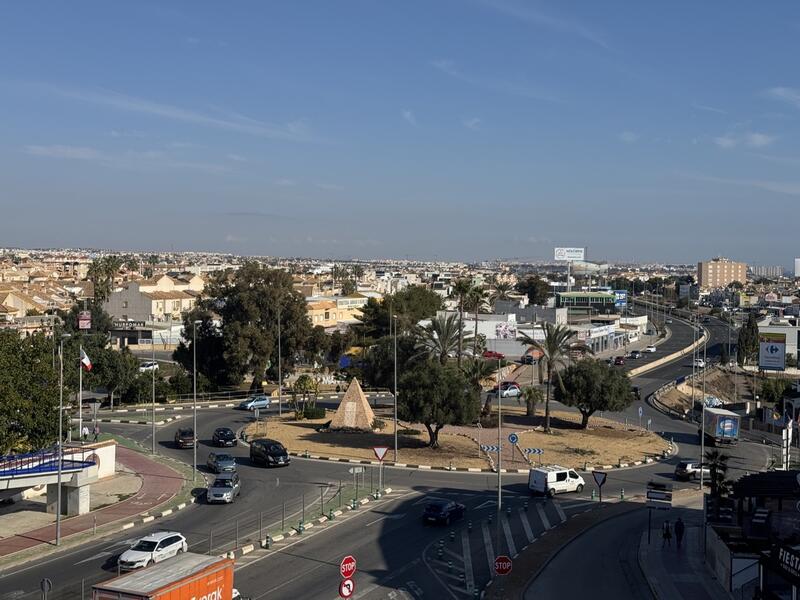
[0,446,184,557]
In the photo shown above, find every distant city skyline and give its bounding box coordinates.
[3,2,800,262]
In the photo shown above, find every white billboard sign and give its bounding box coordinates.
[759,332,786,371]
[554,247,585,261]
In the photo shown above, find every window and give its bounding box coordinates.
[569,471,578,479]
[555,472,567,482]
[122,300,128,308]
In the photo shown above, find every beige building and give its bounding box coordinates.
[306,294,370,329]
[103,274,204,322]
[697,258,747,289]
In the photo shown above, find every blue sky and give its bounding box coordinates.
[2,1,800,264]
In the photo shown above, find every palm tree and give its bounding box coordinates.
[521,385,544,417]
[415,314,473,365]
[517,323,592,432]
[464,286,489,356]
[450,278,473,368]
[490,282,513,307]
[461,357,496,414]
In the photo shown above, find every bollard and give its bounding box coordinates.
[474,590,480,598]
[265,535,272,549]
[460,573,465,586]
[468,521,472,532]
[448,561,453,573]
[488,514,492,525]
[620,488,625,501]
[437,547,443,559]
[450,530,455,542]
[298,520,304,534]
[351,498,357,510]
[583,461,588,471]
[304,449,309,458]
[591,489,596,500]
[506,506,511,517]
[524,501,529,511]
[439,539,445,547]
[329,509,335,521]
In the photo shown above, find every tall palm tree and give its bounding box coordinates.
[450,278,473,368]
[464,286,489,356]
[490,282,513,307]
[414,314,473,365]
[461,357,496,414]
[517,323,591,432]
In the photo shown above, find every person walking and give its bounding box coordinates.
[81,425,89,443]
[674,517,685,550]
[93,424,100,443]
[662,520,672,548]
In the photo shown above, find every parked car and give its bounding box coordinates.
[174,428,196,449]
[207,452,237,473]
[207,472,241,504]
[631,386,641,401]
[629,350,643,359]
[212,427,237,447]
[613,356,625,366]
[238,395,272,411]
[482,350,505,360]
[644,345,657,353]
[249,438,290,467]
[138,360,159,373]
[674,461,710,482]
[528,466,585,497]
[665,318,673,324]
[693,358,706,368]
[118,531,187,571]
[422,500,465,525]
[488,381,522,398]
[701,317,711,323]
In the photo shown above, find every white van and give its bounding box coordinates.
[528,466,585,497]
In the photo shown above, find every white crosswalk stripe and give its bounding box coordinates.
[481,520,495,574]
[554,501,567,523]
[501,515,517,557]
[461,528,475,592]
[536,502,551,530]
[518,508,535,543]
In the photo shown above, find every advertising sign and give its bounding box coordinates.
[759,332,786,371]
[554,247,585,261]
[613,290,628,308]
[715,417,740,440]
[78,310,92,330]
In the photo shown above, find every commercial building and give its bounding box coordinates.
[758,316,800,363]
[697,258,747,289]
[555,291,617,318]
[750,265,784,279]
[795,258,800,278]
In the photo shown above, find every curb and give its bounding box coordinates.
[117,496,198,533]
[74,415,184,426]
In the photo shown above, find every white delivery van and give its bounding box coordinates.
[528,466,585,497]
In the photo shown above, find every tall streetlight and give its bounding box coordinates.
[151,338,156,455]
[192,319,201,482]
[496,357,503,558]
[56,333,71,546]
[277,303,282,418]
[393,313,398,463]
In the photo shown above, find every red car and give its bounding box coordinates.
[482,350,505,360]
[613,356,625,366]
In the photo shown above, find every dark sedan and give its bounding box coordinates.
[212,427,237,447]
[423,500,465,525]
[174,428,196,449]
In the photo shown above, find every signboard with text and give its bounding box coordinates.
[614,290,628,308]
[78,310,92,330]
[554,247,585,261]
[759,332,786,371]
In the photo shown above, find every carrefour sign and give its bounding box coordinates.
[759,332,786,371]
[554,247,585,261]
[614,290,628,308]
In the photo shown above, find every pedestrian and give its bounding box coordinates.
[81,425,89,443]
[662,520,672,548]
[674,517,685,550]
[93,424,100,443]
[336,384,341,393]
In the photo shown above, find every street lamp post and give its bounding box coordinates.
[56,333,71,546]
[277,304,282,418]
[151,339,156,454]
[393,313,398,463]
[192,320,201,482]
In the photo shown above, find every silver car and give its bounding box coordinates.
[207,472,241,504]
[207,452,237,473]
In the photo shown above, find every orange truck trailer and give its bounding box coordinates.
[92,553,234,600]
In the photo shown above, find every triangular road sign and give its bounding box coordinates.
[373,446,389,461]
[592,471,607,487]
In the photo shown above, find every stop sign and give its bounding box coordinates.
[340,555,357,579]
[494,555,512,576]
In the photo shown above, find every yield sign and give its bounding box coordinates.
[592,471,607,487]
[373,446,389,462]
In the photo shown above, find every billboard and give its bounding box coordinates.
[554,247,585,261]
[613,290,628,308]
[759,332,786,371]
[78,310,92,330]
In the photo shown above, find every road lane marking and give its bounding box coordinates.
[554,502,567,523]
[461,528,474,592]
[501,515,517,557]
[518,508,535,543]
[480,521,494,574]
[75,551,113,565]
[536,503,551,530]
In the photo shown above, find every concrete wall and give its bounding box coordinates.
[63,440,116,479]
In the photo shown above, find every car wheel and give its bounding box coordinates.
[547,488,556,498]
[576,484,584,493]
[177,547,184,554]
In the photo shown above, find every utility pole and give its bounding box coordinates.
[393,312,398,463]
[192,320,201,482]
[56,333,71,545]
[151,338,156,454]
[277,303,282,418]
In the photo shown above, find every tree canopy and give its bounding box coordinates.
[357,286,443,340]
[553,358,633,428]
[398,360,478,448]
[736,313,759,367]
[414,313,472,365]
[515,276,551,305]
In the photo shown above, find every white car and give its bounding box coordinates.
[644,345,657,353]
[118,531,188,570]
[693,358,706,368]
[138,361,159,373]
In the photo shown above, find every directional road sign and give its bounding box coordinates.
[348,466,364,474]
[494,555,513,576]
[373,446,389,461]
[480,445,500,453]
[339,578,355,599]
[523,448,544,455]
[646,481,673,510]
[340,555,357,579]
[508,433,519,445]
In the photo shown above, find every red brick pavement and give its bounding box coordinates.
[0,446,185,557]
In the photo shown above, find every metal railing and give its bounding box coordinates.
[0,449,95,477]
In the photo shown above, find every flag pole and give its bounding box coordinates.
[78,345,83,444]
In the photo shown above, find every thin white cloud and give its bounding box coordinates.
[274,178,296,187]
[463,117,481,130]
[402,109,417,126]
[226,153,247,162]
[713,135,738,149]
[224,234,246,243]
[431,59,557,102]
[684,172,800,196]
[618,131,639,143]
[744,132,775,147]
[713,132,776,149]
[37,84,318,142]
[24,145,107,161]
[476,0,608,49]
[764,87,800,109]
[691,102,727,115]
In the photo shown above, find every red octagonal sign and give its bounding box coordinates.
[494,555,512,576]
[340,555,357,579]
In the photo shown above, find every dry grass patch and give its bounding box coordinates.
[244,412,490,469]
[515,410,668,469]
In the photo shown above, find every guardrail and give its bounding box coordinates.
[648,364,717,422]
[0,449,95,477]
[628,319,708,379]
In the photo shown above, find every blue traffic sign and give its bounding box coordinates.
[638,406,643,418]
[508,433,519,445]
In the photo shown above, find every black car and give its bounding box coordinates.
[249,439,290,467]
[423,500,465,525]
[630,350,642,359]
[174,428,196,449]
[212,427,237,447]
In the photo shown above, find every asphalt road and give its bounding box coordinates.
[0,314,764,600]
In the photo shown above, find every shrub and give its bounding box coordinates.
[398,428,421,436]
[302,406,327,420]
[371,418,386,430]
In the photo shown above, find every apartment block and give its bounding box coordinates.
[697,258,747,289]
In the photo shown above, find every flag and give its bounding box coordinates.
[80,348,92,372]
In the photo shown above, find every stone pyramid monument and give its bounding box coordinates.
[329,378,375,431]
